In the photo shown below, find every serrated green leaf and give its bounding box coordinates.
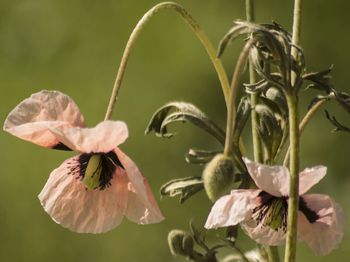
[145,101,225,145]
[160,176,204,203]
[325,110,350,133]
[185,149,221,164]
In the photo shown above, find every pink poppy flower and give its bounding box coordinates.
[205,158,345,256]
[3,90,164,233]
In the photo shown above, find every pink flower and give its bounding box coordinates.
[4,90,164,233]
[205,158,345,256]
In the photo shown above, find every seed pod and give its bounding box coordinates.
[202,154,234,202]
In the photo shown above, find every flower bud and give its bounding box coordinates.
[203,154,234,202]
[167,230,194,257]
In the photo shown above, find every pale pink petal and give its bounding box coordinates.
[299,166,327,195]
[38,156,128,233]
[297,194,345,256]
[3,90,84,148]
[243,158,289,197]
[205,189,261,229]
[50,121,128,153]
[241,219,286,246]
[115,148,164,224]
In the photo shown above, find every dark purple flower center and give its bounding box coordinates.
[67,151,124,190]
[252,191,319,232]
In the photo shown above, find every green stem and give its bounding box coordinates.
[104,1,230,120]
[223,40,254,157]
[283,99,326,166]
[284,94,300,262]
[245,0,263,163]
[246,2,278,260]
[284,0,302,261]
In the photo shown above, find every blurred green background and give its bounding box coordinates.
[0,0,349,261]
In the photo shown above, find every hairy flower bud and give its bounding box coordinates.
[203,154,234,202]
[167,230,194,257]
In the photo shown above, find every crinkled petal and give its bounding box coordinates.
[243,158,289,197]
[50,121,128,153]
[205,189,261,229]
[298,194,345,256]
[38,156,128,233]
[115,148,164,224]
[3,90,84,148]
[299,166,327,195]
[241,219,286,246]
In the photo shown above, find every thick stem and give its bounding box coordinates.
[284,94,300,262]
[283,99,326,166]
[284,0,302,261]
[104,1,230,120]
[224,40,254,156]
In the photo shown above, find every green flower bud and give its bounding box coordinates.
[167,230,193,257]
[203,154,234,202]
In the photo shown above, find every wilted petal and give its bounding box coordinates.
[115,148,164,224]
[298,194,345,256]
[299,166,327,195]
[3,90,84,148]
[50,121,128,153]
[241,219,286,246]
[205,189,261,229]
[243,158,289,197]
[39,156,128,233]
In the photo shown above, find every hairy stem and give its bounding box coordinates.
[104,1,230,120]
[284,0,303,260]
[224,40,254,156]
[283,99,326,166]
[284,94,300,262]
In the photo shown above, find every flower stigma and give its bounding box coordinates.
[83,155,103,190]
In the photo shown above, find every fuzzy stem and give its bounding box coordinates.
[284,94,300,262]
[104,1,230,120]
[284,0,303,261]
[283,99,326,166]
[224,40,254,156]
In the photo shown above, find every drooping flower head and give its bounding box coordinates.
[205,158,345,256]
[4,90,164,233]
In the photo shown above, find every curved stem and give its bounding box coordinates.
[283,99,326,166]
[224,40,254,156]
[104,1,230,120]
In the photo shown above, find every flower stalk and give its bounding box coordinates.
[223,39,254,157]
[104,1,230,120]
[245,0,263,164]
[284,0,303,261]
[245,1,279,260]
